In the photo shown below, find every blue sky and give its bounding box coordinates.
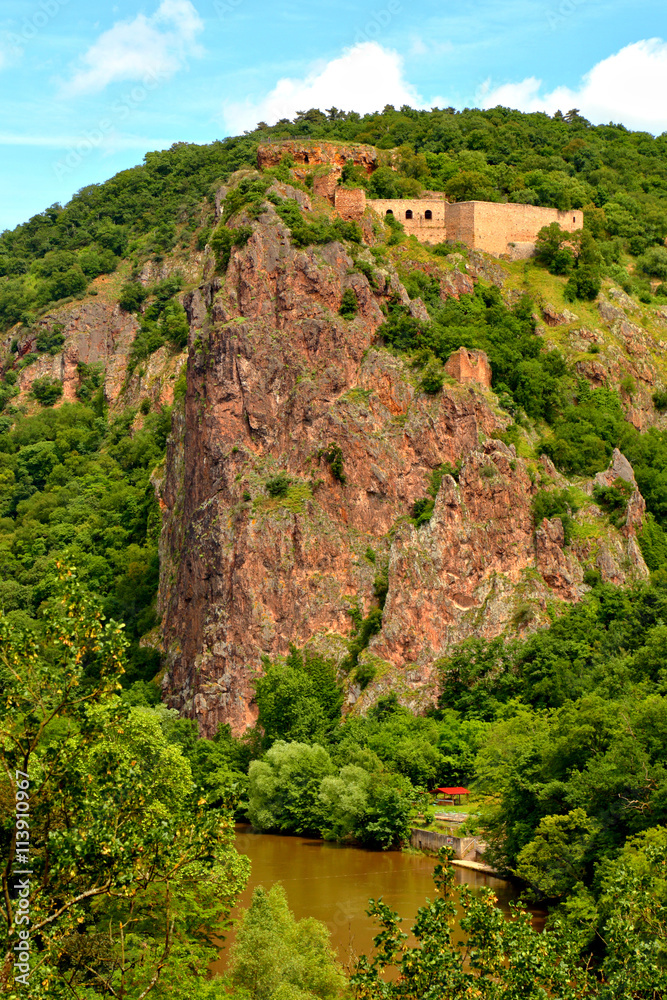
[1,0,666,231]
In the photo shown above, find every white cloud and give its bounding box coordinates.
[222,42,430,134]
[61,0,204,97]
[480,38,667,134]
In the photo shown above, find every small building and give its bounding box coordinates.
[444,348,492,388]
[433,786,470,806]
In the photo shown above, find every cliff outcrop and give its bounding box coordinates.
[157,196,649,736]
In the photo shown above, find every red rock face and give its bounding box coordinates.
[257,141,378,177]
[157,207,650,736]
[11,301,140,407]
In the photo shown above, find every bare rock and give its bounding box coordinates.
[440,270,475,301]
[408,297,431,323]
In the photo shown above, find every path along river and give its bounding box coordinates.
[212,825,527,975]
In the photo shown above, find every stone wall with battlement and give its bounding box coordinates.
[367,197,447,243]
[445,201,583,257]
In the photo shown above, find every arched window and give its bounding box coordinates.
[405,209,413,220]
[386,209,393,215]
[573,215,576,223]
[425,209,432,220]
[304,154,309,164]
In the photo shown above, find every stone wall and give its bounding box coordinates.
[366,197,583,256]
[446,201,583,257]
[334,187,367,221]
[313,171,340,201]
[444,348,492,388]
[410,828,478,859]
[367,197,447,244]
[443,201,475,249]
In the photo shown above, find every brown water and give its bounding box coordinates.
[212,826,520,974]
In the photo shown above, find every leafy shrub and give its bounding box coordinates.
[373,565,389,607]
[41,266,88,303]
[75,362,105,408]
[119,281,148,313]
[535,223,576,274]
[319,443,346,483]
[275,198,362,248]
[173,368,187,401]
[159,302,190,348]
[222,175,271,221]
[354,659,377,689]
[339,287,358,319]
[266,472,292,497]
[354,258,378,289]
[209,223,253,270]
[420,359,444,394]
[593,477,634,527]
[411,497,435,525]
[637,245,667,280]
[653,389,667,411]
[31,376,63,406]
[35,324,65,355]
[566,267,602,301]
[77,245,118,278]
[410,464,455,527]
[637,513,667,571]
[384,212,405,245]
[196,226,211,250]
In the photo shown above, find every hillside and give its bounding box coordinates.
[3,107,667,998]
[3,113,667,718]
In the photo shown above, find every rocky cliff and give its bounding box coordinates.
[156,189,649,736]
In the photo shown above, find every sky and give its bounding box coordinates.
[1,0,667,232]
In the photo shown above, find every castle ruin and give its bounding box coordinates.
[257,141,583,259]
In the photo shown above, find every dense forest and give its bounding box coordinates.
[2,105,667,998]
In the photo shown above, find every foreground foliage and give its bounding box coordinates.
[0,573,249,999]
[352,848,667,1000]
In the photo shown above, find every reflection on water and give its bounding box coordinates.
[212,825,522,975]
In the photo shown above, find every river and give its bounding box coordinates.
[212,825,522,975]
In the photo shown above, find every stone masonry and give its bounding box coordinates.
[445,200,583,258]
[444,348,492,388]
[366,196,447,243]
[257,141,584,258]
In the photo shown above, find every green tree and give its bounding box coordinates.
[30,376,63,406]
[0,571,249,998]
[248,741,336,835]
[516,808,599,898]
[352,847,667,999]
[228,883,347,1000]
